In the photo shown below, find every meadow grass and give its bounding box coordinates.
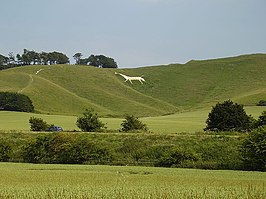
[1,106,265,133]
[0,162,265,198]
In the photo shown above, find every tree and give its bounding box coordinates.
[8,52,15,65]
[0,92,34,112]
[0,54,8,66]
[87,54,118,68]
[73,53,82,65]
[29,117,50,131]
[76,109,106,132]
[240,127,266,171]
[48,52,69,64]
[205,100,250,132]
[121,115,148,132]
[40,52,49,65]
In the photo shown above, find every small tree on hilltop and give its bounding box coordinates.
[205,100,251,132]
[121,115,148,132]
[76,109,106,132]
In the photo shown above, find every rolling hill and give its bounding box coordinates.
[0,54,266,117]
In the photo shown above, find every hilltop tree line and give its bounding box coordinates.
[0,49,117,70]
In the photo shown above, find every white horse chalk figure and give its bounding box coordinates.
[35,69,44,75]
[115,72,145,84]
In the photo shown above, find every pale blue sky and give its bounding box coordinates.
[1,0,265,68]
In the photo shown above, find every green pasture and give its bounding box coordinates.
[0,105,265,133]
[0,163,265,198]
[1,54,266,117]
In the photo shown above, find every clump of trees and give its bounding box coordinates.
[0,49,118,70]
[73,53,117,68]
[0,92,34,112]
[0,49,69,70]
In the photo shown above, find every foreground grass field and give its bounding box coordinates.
[0,106,265,133]
[0,163,265,198]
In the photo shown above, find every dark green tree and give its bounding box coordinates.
[121,115,148,132]
[76,109,106,132]
[48,52,69,64]
[0,92,34,112]
[87,54,117,68]
[205,100,250,132]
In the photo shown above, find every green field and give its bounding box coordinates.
[1,54,266,117]
[0,163,265,198]
[1,54,266,198]
[1,105,265,133]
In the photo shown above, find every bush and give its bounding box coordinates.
[0,140,11,162]
[0,92,34,112]
[29,117,50,131]
[23,133,113,164]
[240,127,266,171]
[156,147,198,167]
[23,135,52,163]
[258,111,266,126]
[257,100,266,106]
[76,109,106,132]
[121,115,148,132]
[205,100,251,132]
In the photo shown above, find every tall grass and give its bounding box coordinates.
[0,163,265,198]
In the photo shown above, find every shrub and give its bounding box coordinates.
[0,92,34,112]
[240,127,266,171]
[76,109,106,132]
[0,140,11,162]
[258,111,266,126]
[23,133,113,164]
[29,117,50,131]
[205,100,251,132]
[23,135,52,163]
[156,147,198,167]
[257,100,266,106]
[121,115,148,132]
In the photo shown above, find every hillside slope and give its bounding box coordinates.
[0,54,265,116]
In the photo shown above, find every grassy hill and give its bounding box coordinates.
[0,54,266,117]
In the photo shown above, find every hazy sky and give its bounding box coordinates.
[1,0,265,68]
